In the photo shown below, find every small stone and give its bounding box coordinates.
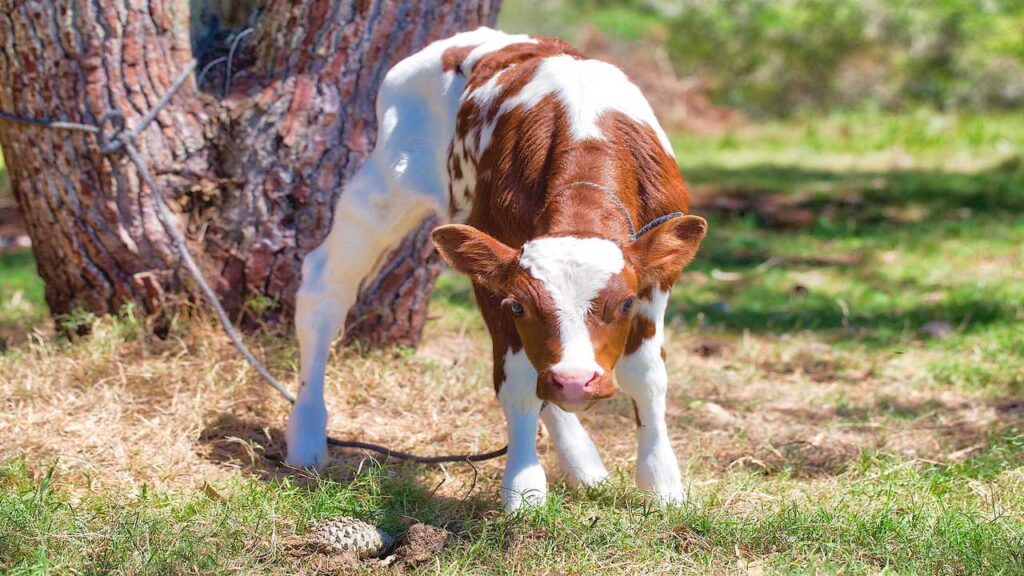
[302,516,394,559]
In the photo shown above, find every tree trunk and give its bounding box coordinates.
[0,0,500,347]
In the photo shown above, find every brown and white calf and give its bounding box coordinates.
[286,28,707,509]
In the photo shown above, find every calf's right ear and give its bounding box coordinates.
[431,224,517,292]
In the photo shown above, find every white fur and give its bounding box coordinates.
[540,404,609,486]
[519,236,624,375]
[498,348,547,509]
[614,288,685,504]
[286,28,529,467]
[472,55,675,158]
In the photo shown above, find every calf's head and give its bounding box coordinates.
[432,217,707,411]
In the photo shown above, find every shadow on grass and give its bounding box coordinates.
[660,163,1024,343]
[671,279,1016,345]
[685,162,1024,225]
[197,413,501,532]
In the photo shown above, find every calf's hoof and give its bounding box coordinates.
[285,438,327,469]
[652,487,687,507]
[502,463,548,511]
[503,488,548,511]
[285,405,328,468]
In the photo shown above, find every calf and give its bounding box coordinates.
[286,28,707,509]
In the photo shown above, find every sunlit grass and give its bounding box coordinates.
[4,439,1024,574]
[673,108,1024,171]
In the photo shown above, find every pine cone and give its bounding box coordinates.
[300,517,395,559]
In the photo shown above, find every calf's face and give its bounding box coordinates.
[432,216,707,412]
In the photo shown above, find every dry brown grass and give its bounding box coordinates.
[2,307,1015,510]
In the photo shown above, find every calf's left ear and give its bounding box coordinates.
[431,224,517,292]
[627,215,708,288]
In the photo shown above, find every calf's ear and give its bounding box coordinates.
[431,224,517,292]
[627,215,708,289]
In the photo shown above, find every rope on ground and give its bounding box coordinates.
[0,60,507,465]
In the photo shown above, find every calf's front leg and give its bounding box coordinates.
[540,404,609,487]
[498,348,548,510]
[614,288,685,504]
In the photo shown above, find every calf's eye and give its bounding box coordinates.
[508,299,525,317]
[622,298,635,314]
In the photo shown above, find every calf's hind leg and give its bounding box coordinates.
[286,163,440,468]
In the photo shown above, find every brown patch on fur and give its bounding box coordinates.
[625,314,656,356]
[450,155,463,180]
[441,44,479,74]
[464,37,583,93]
[632,399,642,427]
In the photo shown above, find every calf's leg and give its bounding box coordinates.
[614,288,685,504]
[286,162,439,468]
[498,348,548,509]
[540,404,609,486]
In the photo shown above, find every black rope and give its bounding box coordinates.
[0,61,506,466]
[564,181,685,240]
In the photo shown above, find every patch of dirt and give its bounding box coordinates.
[723,439,860,477]
[669,524,712,554]
[294,551,360,576]
[692,339,728,358]
[388,523,451,569]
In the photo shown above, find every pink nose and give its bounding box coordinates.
[549,369,598,401]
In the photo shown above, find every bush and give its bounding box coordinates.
[664,0,1024,116]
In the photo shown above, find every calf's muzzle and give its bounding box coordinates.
[538,368,617,412]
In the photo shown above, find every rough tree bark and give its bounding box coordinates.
[0,0,500,347]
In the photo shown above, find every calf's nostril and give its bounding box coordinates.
[551,370,599,389]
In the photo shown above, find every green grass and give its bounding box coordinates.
[4,438,1024,574]
[3,111,1024,573]
[1,149,49,337]
[672,109,1024,393]
[672,109,1024,169]
[0,251,47,332]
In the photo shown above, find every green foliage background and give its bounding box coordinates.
[506,0,1024,116]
